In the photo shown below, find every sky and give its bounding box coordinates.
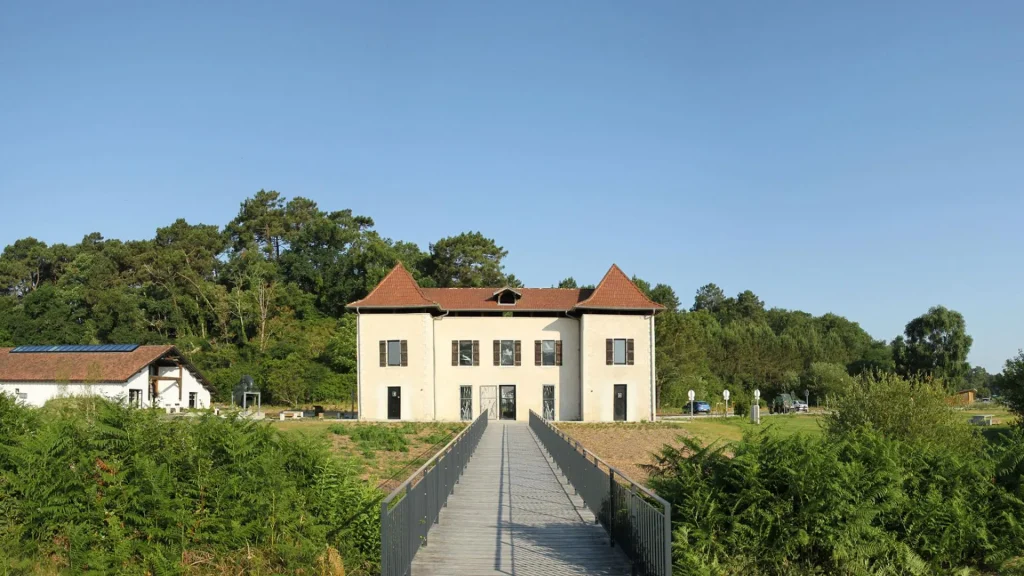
[1,1,1022,371]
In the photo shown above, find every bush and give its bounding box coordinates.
[0,398,382,574]
[647,428,1024,575]
[996,350,1024,421]
[826,372,981,455]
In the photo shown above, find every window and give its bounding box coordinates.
[498,291,516,305]
[606,338,635,365]
[535,340,562,366]
[460,386,473,421]
[13,388,27,401]
[542,385,555,420]
[452,340,479,366]
[128,389,143,408]
[188,392,198,409]
[379,340,408,367]
[494,340,521,366]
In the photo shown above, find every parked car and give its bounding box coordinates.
[792,400,809,413]
[691,400,712,414]
[770,394,798,414]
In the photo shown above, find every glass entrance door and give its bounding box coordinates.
[542,385,555,420]
[499,385,516,420]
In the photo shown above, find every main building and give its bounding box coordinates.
[348,264,663,422]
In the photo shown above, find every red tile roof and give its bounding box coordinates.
[421,288,589,311]
[0,345,178,383]
[347,263,662,313]
[575,264,665,311]
[347,264,439,309]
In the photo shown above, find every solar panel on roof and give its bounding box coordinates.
[10,344,140,354]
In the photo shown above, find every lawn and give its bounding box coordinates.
[558,404,1021,486]
[273,419,465,492]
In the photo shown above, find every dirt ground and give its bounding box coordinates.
[556,422,691,484]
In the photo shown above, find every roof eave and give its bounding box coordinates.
[345,303,441,310]
[573,305,665,313]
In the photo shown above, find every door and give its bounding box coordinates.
[542,385,555,420]
[480,385,498,419]
[499,385,516,420]
[387,387,401,420]
[188,392,197,409]
[460,386,473,421]
[613,385,627,422]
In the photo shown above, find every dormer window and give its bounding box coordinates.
[493,287,521,306]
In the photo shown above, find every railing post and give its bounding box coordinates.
[380,500,388,576]
[664,500,672,576]
[609,469,615,545]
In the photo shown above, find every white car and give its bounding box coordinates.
[792,400,809,413]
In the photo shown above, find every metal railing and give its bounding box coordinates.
[529,410,672,576]
[380,410,488,576]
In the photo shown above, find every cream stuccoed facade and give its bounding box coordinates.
[349,264,664,423]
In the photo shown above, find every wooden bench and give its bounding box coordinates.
[279,410,304,421]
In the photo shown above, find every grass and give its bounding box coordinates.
[272,419,466,491]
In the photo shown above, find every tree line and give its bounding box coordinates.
[0,191,1016,410]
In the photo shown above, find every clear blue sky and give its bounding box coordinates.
[2,1,1022,371]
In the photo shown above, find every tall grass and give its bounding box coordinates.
[0,395,382,575]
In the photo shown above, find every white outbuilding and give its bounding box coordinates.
[0,344,212,409]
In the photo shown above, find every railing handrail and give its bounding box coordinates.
[528,409,669,507]
[382,411,488,505]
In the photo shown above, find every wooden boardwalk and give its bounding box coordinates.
[410,422,632,575]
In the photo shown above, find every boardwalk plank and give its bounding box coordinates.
[410,422,632,576]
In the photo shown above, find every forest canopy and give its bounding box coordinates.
[0,191,998,406]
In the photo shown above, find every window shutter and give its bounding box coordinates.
[452,341,458,366]
[514,341,522,366]
[472,341,480,366]
[534,341,542,366]
[493,340,500,366]
[400,340,408,367]
[606,339,613,365]
[380,341,386,367]
[627,339,635,365]
[555,340,563,366]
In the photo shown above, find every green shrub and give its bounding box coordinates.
[826,372,981,455]
[332,424,411,452]
[647,424,1024,575]
[0,398,382,574]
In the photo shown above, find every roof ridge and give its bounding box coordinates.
[346,263,439,309]
[574,264,664,311]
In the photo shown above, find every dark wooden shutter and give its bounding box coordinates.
[514,341,521,366]
[606,339,613,365]
[472,341,480,366]
[400,340,408,367]
[380,341,386,367]
[452,341,458,366]
[555,340,563,366]
[534,341,542,366]
[493,340,500,366]
[627,339,635,365]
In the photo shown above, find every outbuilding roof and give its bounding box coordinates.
[0,345,209,387]
[346,263,663,313]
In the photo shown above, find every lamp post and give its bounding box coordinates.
[688,389,695,419]
[723,389,730,417]
[752,389,761,425]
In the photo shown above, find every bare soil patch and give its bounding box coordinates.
[556,422,691,484]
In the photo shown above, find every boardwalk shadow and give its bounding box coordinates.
[498,521,631,576]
